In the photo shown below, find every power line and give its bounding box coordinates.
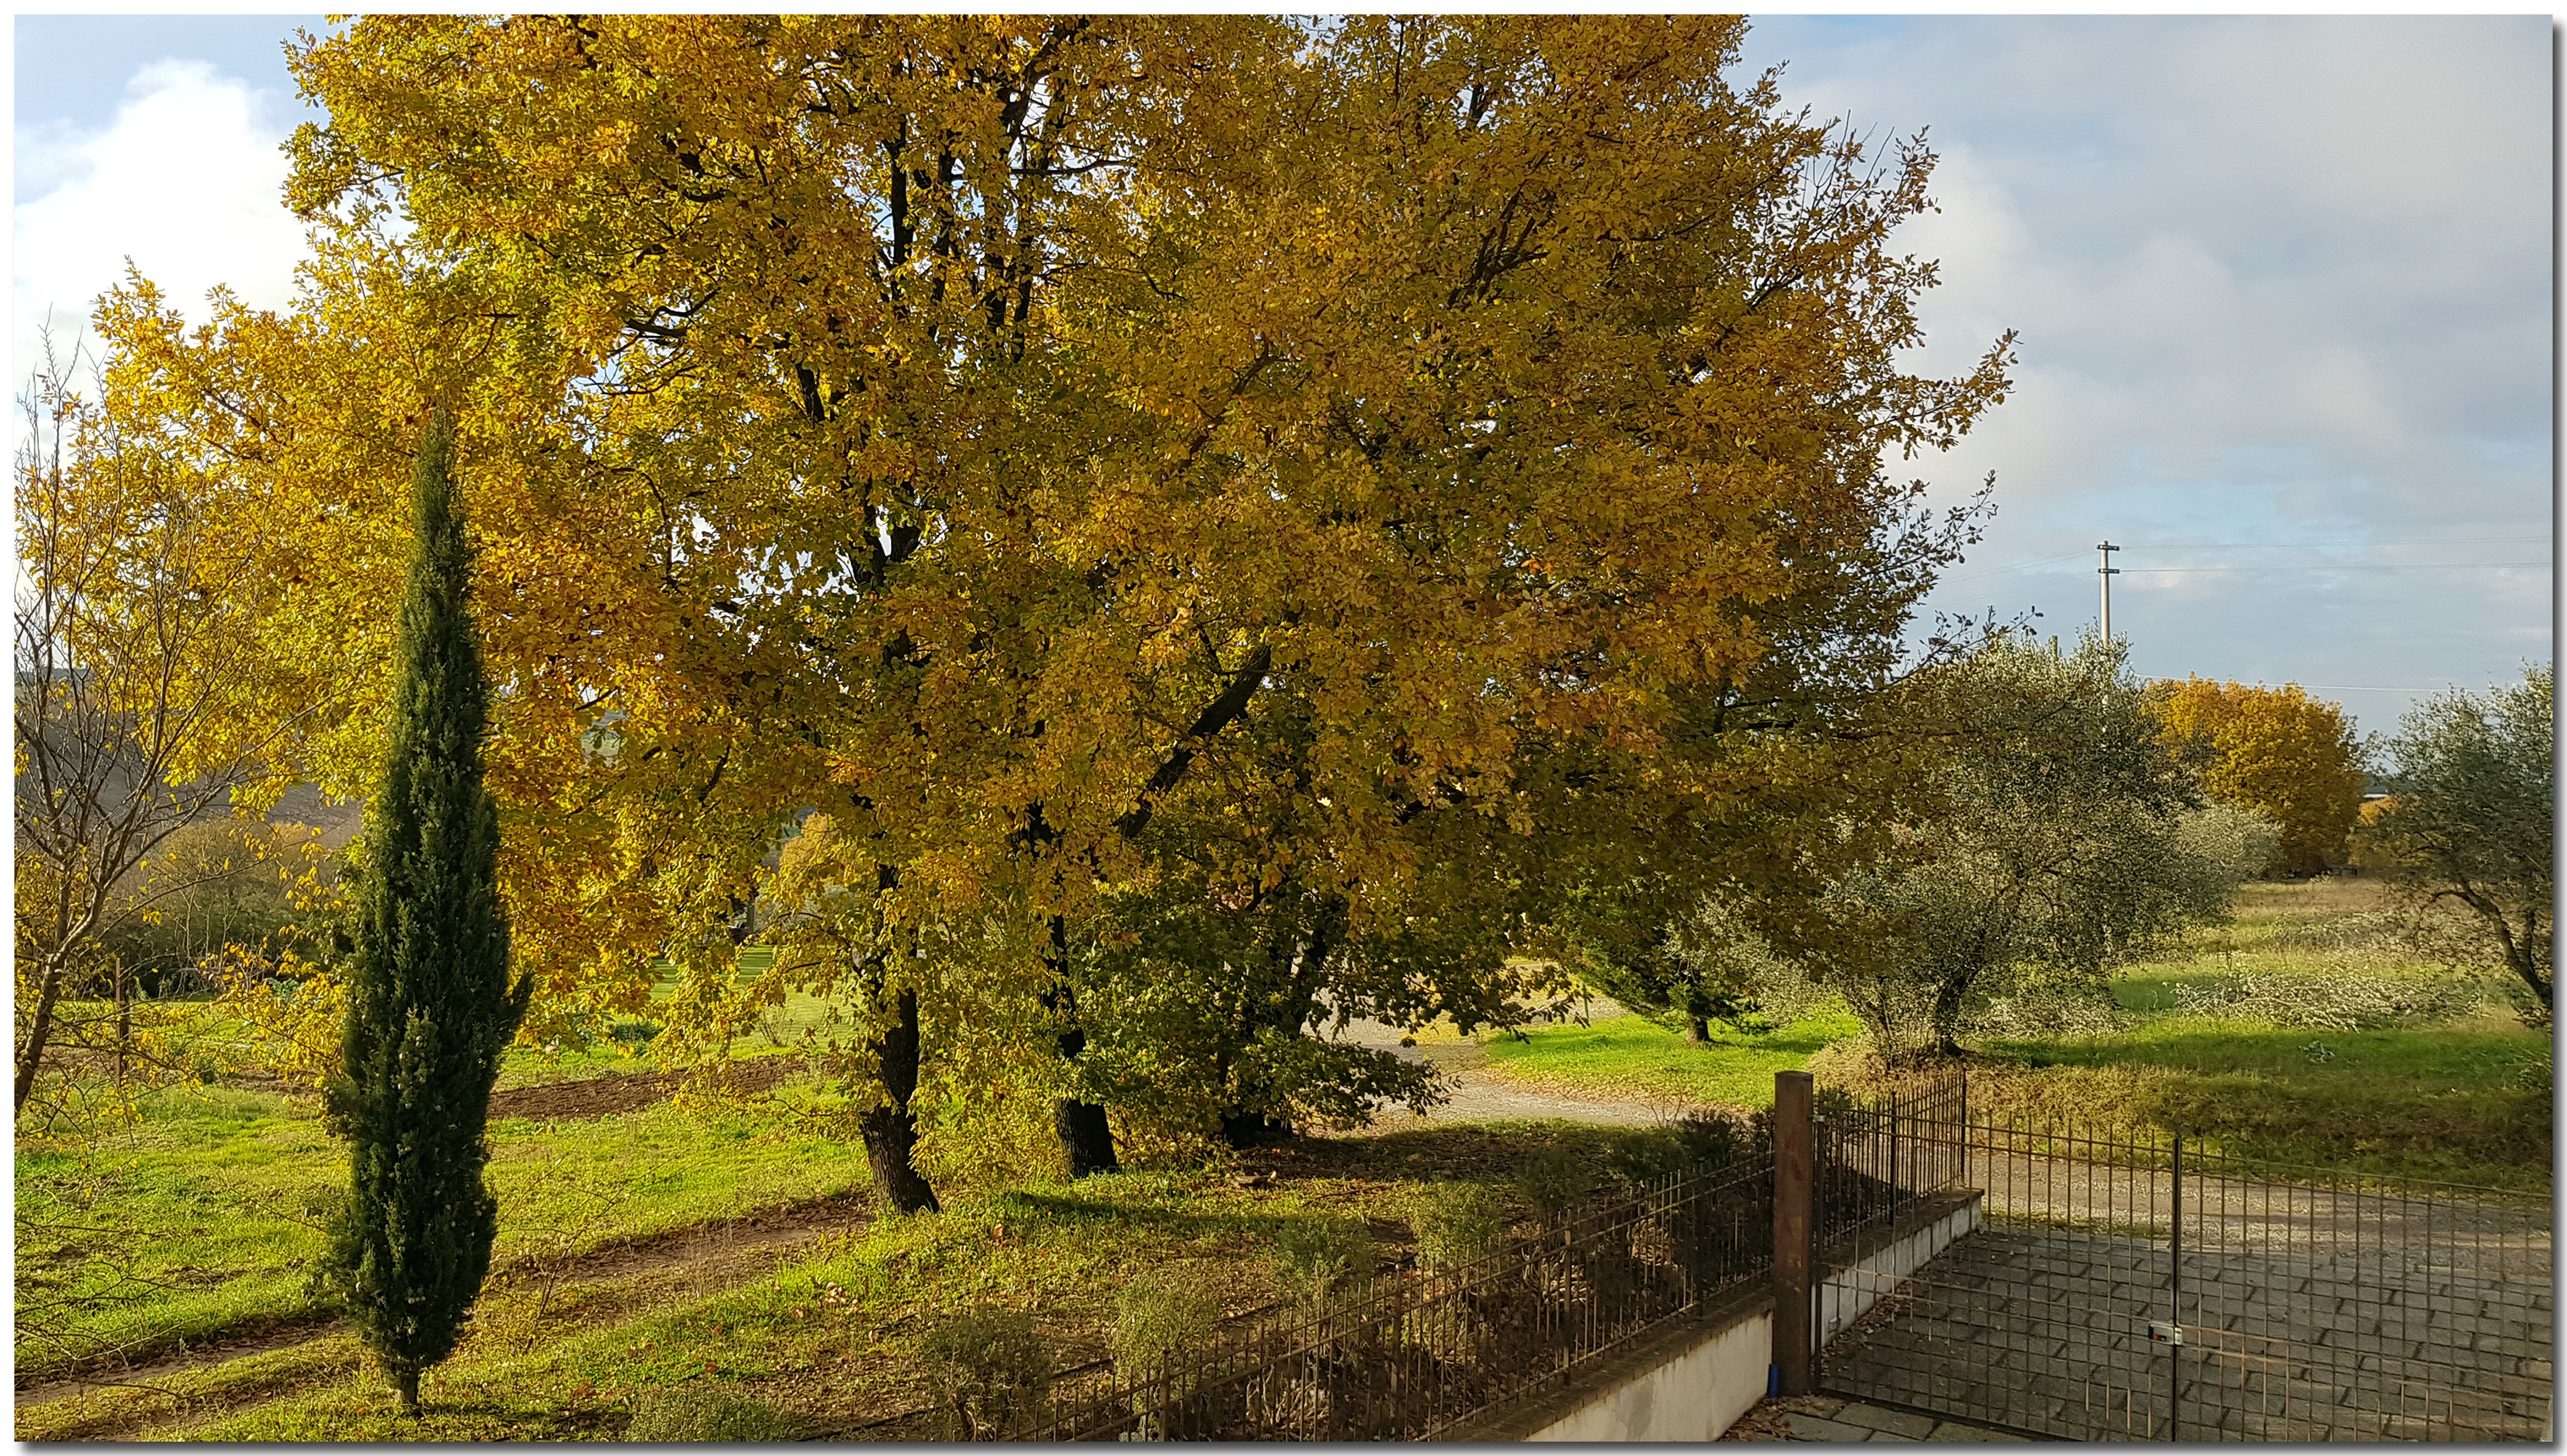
[2138,536,2543,549]
[1939,537,2548,585]
[2119,563,2547,574]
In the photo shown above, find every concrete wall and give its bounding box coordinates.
[1815,1196,1983,1349]
[1521,1300,1774,1442]
[1520,1194,1984,1442]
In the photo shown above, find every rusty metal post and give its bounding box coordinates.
[1773,1069,1815,1396]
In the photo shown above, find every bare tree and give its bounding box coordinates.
[14,335,294,1115]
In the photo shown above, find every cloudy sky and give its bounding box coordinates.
[13,15,2553,738]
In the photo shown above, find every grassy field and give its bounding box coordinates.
[15,882,2550,1437]
[1481,880,2553,1190]
[16,1104,1703,1441]
[1482,1004,1865,1110]
[15,1076,866,1389]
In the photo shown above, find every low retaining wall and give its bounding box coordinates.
[1450,1190,1983,1442]
[1815,1194,1982,1349]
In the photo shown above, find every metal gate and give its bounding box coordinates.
[1814,1091,2553,1442]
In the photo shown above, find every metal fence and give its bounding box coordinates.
[1817,1101,2554,1442]
[1017,1154,1774,1441]
[1815,1073,1971,1252]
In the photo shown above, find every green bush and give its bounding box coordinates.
[918,1307,1053,1439]
[1271,1219,1373,1309]
[1608,1106,1769,1183]
[624,1385,801,1441]
[1509,1146,1586,1222]
[1110,1267,1222,1390]
[1410,1182,1509,1272]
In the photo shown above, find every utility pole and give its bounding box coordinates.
[2097,541,2121,642]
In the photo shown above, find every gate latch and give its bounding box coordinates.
[2147,1321,2184,1347]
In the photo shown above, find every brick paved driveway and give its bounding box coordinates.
[1723,1393,2032,1442]
[1818,1222,2550,1442]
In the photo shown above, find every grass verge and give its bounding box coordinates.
[15,1075,865,1386]
[37,1120,1711,1442]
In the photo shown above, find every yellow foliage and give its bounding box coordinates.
[75,16,2015,1043]
[2147,677,2366,876]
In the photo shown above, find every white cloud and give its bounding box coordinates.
[14,58,310,379]
[1742,16,2549,731]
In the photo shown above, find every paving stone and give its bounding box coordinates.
[1784,1414,1878,1441]
[1834,1403,1938,1437]
[1921,1422,2028,1442]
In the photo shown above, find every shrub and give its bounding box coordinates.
[1410,1182,1510,1272]
[1110,1268,1222,1391]
[624,1386,802,1442]
[1607,1106,1767,1184]
[1509,1146,1586,1222]
[1271,1219,1373,1309]
[918,1307,1053,1439]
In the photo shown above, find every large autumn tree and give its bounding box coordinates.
[2148,676,2366,876]
[85,16,2012,1185]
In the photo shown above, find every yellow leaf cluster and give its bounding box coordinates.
[2147,677,2365,876]
[71,16,2015,1039]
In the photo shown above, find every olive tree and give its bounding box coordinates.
[2353,665,2553,1021]
[1808,635,2267,1062]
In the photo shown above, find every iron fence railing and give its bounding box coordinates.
[823,1069,2548,1444]
[1814,1072,1971,1253]
[1820,1098,2554,1443]
[1017,1154,1774,1441]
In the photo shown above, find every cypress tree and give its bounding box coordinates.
[323,409,530,1413]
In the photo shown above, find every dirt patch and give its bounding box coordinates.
[14,1310,342,1404]
[486,1057,805,1121]
[508,1185,871,1285]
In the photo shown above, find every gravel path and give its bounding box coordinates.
[1329,1014,1675,1130]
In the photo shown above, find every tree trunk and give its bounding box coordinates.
[1927,976,1972,1055]
[1053,1091,1119,1176]
[114,967,131,1088]
[858,987,940,1213]
[1685,1015,1711,1043]
[1041,919,1118,1177]
[396,1365,421,1412]
[2480,898,2553,1016]
[14,959,68,1113]
[1218,1110,1295,1149]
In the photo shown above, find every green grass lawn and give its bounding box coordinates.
[19,1118,1696,1441]
[1481,881,2553,1190]
[1481,1005,1864,1109]
[15,1076,866,1387]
